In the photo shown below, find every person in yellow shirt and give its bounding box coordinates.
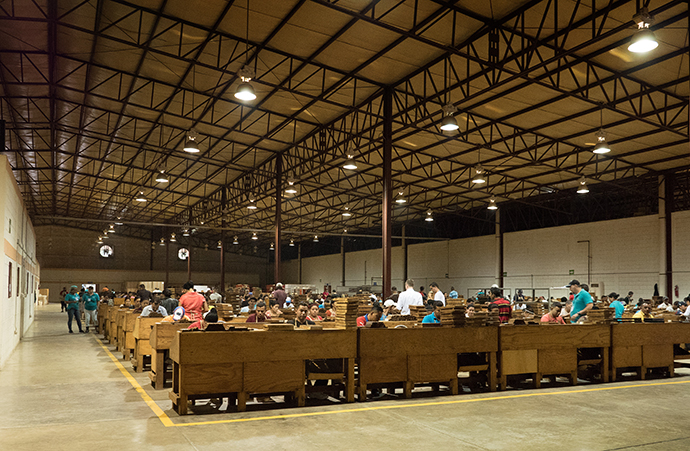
[632,302,654,322]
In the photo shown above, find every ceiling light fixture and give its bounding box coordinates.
[628,7,658,53]
[425,209,434,222]
[313,235,319,242]
[342,207,352,217]
[251,232,258,240]
[395,191,407,204]
[97,236,103,244]
[440,104,459,131]
[233,236,239,245]
[592,109,611,154]
[217,240,222,249]
[234,3,257,101]
[170,233,177,242]
[577,177,589,194]
[247,199,257,210]
[270,242,275,251]
[101,231,109,239]
[487,196,498,210]
[183,130,200,153]
[471,165,486,184]
[343,152,358,170]
[289,239,295,246]
[109,224,115,232]
[135,190,147,202]
[285,178,297,194]
[159,237,165,246]
[155,170,169,183]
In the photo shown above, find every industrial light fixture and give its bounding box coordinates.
[577,177,589,194]
[342,206,352,217]
[425,210,434,222]
[159,237,165,246]
[115,217,124,225]
[251,232,258,240]
[487,196,498,210]
[182,228,190,237]
[395,191,407,204]
[183,130,200,153]
[109,224,115,232]
[592,109,611,154]
[289,239,295,247]
[155,170,169,183]
[343,228,348,233]
[101,231,109,239]
[285,178,297,194]
[234,3,257,101]
[270,242,275,251]
[343,152,358,170]
[97,236,103,244]
[135,190,147,202]
[471,165,486,184]
[247,199,257,210]
[170,233,177,242]
[440,104,459,131]
[628,7,658,53]
[313,235,319,242]
[217,240,222,249]
[233,236,239,245]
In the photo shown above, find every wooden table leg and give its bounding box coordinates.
[489,352,497,392]
[237,392,247,412]
[669,363,675,378]
[602,347,610,383]
[571,370,578,386]
[535,373,542,389]
[403,381,413,399]
[134,345,144,373]
[151,351,165,389]
[640,366,647,380]
[449,378,459,395]
[358,384,367,401]
[345,358,355,403]
[296,385,306,407]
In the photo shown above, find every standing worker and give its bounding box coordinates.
[82,286,100,333]
[65,285,84,333]
[568,280,593,323]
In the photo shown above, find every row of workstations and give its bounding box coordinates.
[97,305,690,416]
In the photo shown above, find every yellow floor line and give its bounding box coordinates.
[95,335,690,428]
[94,336,175,427]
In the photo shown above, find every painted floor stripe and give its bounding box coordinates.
[96,336,690,428]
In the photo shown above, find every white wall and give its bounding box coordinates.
[282,214,675,301]
[0,155,39,368]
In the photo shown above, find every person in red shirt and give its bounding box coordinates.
[307,303,323,321]
[541,302,566,324]
[357,304,383,327]
[179,281,207,322]
[488,287,512,323]
[246,301,268,323]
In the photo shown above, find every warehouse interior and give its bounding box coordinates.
[1,0,690,449]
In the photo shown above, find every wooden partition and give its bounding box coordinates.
[97,303,109,334]
[499,324,610,390]
[121,312,138,360]
[357,327,498,400]
[170,329,357,414]
[106,306,123,344]
[611,322,690,381]
[148,322,190,389]
[130,317,164,372]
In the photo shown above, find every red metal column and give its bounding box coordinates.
[187,247,192,282]
[382,87,393,298]
[220,189,226,292]
[665,173,673,298]
[275,154,282,283]
[165,236,169,288]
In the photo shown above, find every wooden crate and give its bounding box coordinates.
[357,327,498,399]
[170,329,357,414]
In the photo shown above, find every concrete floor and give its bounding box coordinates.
[1,304,690,451]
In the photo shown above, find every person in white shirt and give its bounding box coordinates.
[429,282,446,306]
[396,279,424,315]
[139,298,168,317]
[209,289,223,303]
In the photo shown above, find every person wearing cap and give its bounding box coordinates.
[357,304,383,327]
[82,287,100,333]
[65,285,84,333]
[179,281,207,322]
[568,280,593,323]
[381,299,397,320]
[246,301,268,323]
[140,298,168,317]
[396,279,424,315]
[422,301,442,324]
[271,282,288,308]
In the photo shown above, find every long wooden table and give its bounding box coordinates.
[498,324,610,390]
[130,317,165,372]
[170,329,357,414]
[357,327,498,399]
[611,322,690,380]
[148,322,190,389]
[120,312,138,360]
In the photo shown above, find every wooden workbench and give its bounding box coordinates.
[120,312,138,360]
[498,324,610,390]
[169,329,357,414]
[357,327,498,400]
[130,317,164,372]
[148,322,190,389]
[97,303,109,334]
[611,322,690,381]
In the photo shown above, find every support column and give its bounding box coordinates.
[660,174,674,298]
[382,87,393,298]
[298,242,302,284]
[149,230,154,271]
[275,154,282,283]
[496,209,504,287]
[402,225,408,282]
[341,236,346,287]
[187,247,192,282]
[219,231,225,292]
[165,236,169,288]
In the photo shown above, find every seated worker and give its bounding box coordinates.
[246,301,268,323]
[161,306,190,323]
[307,302,323,321]
[466,303,475,318]
[633,302,654,322]
[357,304,384,327]
[188,308,220,330]
[422,301,443,324]
[326,300,337,319]
[488,287,511,323]
[609,296,625,320]
[265,300,283,319]
[382,299,398,320]
[293,302,315,327]
[540,302,566,324]
[239,299,250,313]
[140,298,168,317]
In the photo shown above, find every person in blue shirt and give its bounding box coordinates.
[609,297,625,320]
[568,280,593,323]
[65,285,84,333]
[83,286,100,333]
[422,301,443,324]
[449,287,458,299]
